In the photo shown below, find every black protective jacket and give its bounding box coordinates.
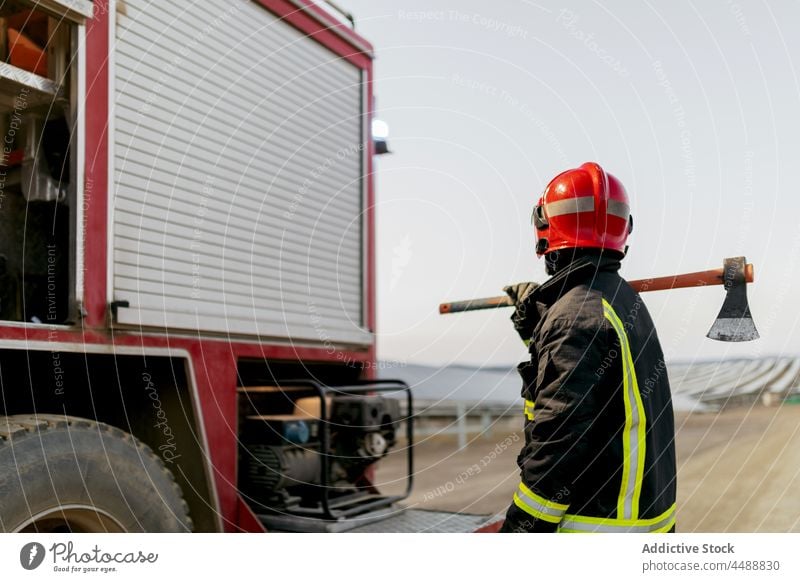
[500,255,677,533]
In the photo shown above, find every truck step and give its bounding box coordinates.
[348,508,489,533]
[260,506,490,533]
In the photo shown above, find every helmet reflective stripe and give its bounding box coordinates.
[544,197,629,220]
[557,504,676,533]
[544,195,594,218]
[607,199,630,219]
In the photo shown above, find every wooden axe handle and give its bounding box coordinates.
[628,263,754,292]
[439,262,754,314]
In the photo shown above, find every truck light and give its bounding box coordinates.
[372,118,390,155]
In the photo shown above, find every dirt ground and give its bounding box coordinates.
[375,404,800,532]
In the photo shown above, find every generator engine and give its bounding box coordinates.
[239,392,401,517]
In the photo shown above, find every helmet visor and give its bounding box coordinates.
[531,204,548,230]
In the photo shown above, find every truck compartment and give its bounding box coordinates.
[0,0,83,324]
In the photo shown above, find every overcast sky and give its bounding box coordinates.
[336,0,800,367]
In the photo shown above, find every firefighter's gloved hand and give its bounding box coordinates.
[503,282,539,344]
[503,282,538,307]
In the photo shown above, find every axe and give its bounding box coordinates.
[438,256,759,342]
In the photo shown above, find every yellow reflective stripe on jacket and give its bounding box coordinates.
[523,399,535,420]
[513,482,569,524]
[557,503,676,533]
[602,298,647,521]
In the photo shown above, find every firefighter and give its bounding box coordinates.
[499,162,677,533]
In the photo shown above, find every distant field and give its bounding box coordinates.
[669,358,800,411]
[381,356,800,411]
[377,403,800,532]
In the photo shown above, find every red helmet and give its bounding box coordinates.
[532,162,633,257]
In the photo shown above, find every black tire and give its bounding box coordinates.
[0,414,193,532]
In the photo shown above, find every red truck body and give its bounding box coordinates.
[0,0,378,532]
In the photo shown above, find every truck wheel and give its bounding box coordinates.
[0,414,193,532]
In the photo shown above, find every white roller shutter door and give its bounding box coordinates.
[111,0,370,346]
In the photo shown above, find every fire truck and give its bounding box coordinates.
[0,0,497,533]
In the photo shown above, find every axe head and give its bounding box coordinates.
[707,256,759,342]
